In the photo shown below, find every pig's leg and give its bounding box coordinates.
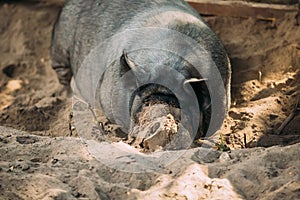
[51,10,73,89]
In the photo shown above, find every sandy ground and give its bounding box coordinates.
[1,127,300,199]
[0,0,299,199]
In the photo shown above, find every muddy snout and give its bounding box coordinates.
[129,103,193,151]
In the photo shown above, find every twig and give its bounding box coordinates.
[243,133,247,148]
[187,0,298,19]
[275,101,300,135]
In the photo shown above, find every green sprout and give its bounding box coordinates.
[215,132,230,152]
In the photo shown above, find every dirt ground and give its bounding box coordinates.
[0,0,299,199]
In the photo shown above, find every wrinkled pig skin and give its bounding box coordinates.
[51,0,231,140]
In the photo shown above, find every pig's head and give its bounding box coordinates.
[114,50,211,150]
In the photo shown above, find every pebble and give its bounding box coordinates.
[192,149,221,164]
[21,163,30,171]
[51,158,59,164]
[219,152,232,162]
[269,114,278,120]
[16,136,38,144]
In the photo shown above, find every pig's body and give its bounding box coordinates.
[51,0,231,139]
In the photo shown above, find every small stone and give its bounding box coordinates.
[236,121,246,130]
[192,149,221,164]
[16,136,38,144]
[71,126,76,131]
[8,166,14,172]
[219,152,231,162]
[30,158,41,163]
[0,137,9,144]
[269,114,278,120]
[21,163,30,171]
[51,158,59,164]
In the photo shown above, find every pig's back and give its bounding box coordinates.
[60,0,206,71]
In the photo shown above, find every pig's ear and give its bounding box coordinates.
[120,51,137,75]
[184,78,211,110]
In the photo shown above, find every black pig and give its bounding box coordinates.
[51,0,231,145]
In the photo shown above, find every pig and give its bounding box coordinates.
[51,0,231,146]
